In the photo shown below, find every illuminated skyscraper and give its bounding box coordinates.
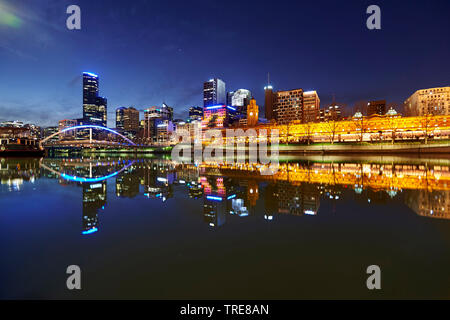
[82,72,107,127]
[189,106,203,120]
[203,78,226,107]
[302,91,320,123]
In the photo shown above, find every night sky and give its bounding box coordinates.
[0,0,449,127]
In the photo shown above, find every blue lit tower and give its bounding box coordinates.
[82,72,107,127]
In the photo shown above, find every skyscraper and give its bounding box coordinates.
[203,78,226,107]
[264,85,276,120]
[82,72,107,127]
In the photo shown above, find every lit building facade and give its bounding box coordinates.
[302,90,320,123]
[274,88,304,125]
[144,104,173,143]
[116,107,140,133]
[82,72,107,127]
[189,106,203,121]
[404,86,450,116]
[202,105,236,128]
[203,78,226,107]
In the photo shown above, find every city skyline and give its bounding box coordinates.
[1,0,449,127]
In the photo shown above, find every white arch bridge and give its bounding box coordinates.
[40,125,136,148]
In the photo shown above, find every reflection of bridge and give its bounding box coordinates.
[40,125,136,148]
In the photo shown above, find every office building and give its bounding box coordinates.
[116,107,140,133]
[189,106,203,121]
[82,72,107,127]
[203,78,226,107]
[404,86,450,116]
[144,104,174,143]
[264,85,276,120]
[367,100,386,116]
[274,88,303,125]
[303,91,320,123]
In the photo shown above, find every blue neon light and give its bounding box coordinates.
[226,106,236,111]
[206,105,225,110]
[83,72,98,78]
[227,194,237,200]
[207,195,223,201]
[60,161,135,183]
[58,125,136,145]
[82,227,98,235]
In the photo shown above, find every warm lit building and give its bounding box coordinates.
[116,107,140,133]
[320,104,342,122]
[303,90,320,123]
[367,100,386,116]
[274,88,303,125]
[404,86,450,116]
[247,98,259,127]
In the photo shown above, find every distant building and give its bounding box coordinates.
[116,107,140,133]
[229,89,252,120]
[189,106,203,121]
[320,104,342,122]
[58,119,77,139]
[247,98,259,127]
[144,104,173,143]
[82,72,107,127]
[43,126,59,142]
[404,86,450,116]
[226,91,234,106]
[203,78,226,107]
[367,100,386,116]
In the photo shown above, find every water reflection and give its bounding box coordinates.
[1,155,450,236]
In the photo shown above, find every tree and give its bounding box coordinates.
[324,120,338,144]
[421,114,434,144]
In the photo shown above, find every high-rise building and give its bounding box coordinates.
[302,91,320,123]
[230,89,251,121]
[247,98,259,127]
[264,85,276,120]
[367,100,386,116]
[404,86,450,116]
[203,78,226,107]
[320,104,342,122]
[116,107,140,133]
[274,88,303,125]
[189,106,203,121]
[82,72,107,127]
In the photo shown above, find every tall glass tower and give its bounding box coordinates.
[203,78,226,107]
[82,72,107,127]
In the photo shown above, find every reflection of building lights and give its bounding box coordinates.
[82,227,98,235]
[304,210,316,215]
[264,215,273,220]
[206,195,223,201]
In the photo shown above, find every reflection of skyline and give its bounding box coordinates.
[1,157,450,234]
